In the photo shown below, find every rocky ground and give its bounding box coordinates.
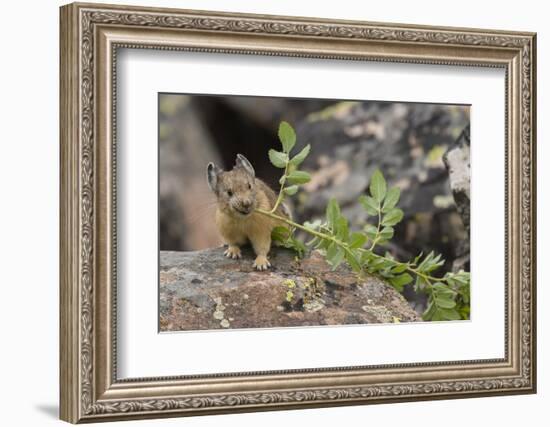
[160,247,420,332]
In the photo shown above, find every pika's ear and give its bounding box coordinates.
[207,162,223,192]
[235,154,255,177]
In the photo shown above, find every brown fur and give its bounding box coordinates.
[207,156,288,270]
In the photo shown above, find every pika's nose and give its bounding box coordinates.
[241,200,252,210]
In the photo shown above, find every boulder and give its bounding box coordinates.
[159,247,421,331]
[443,126,471,272]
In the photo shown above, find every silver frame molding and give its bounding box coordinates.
[60,2,536,423]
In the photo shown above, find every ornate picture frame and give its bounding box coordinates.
[60,2,536,423]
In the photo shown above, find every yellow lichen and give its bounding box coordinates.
[283,279,296,288]
[286,290,294,302]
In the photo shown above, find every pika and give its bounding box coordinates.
[207,154,289,270]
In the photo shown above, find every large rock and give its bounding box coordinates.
[443,126,471,272]
[443,126,470,231]
[160,247,420,331]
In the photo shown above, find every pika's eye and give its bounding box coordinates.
[248,183,252,190]
[226,190,233,197]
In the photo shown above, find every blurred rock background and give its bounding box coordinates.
[159,94,470,314]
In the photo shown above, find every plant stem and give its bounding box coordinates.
[256,208,339,244]
[270,161,290,214]
[258,207,359,258]
[359,249,440,284]
[256,207,447,286]
[362,203,441,286]
[368,202,382,250]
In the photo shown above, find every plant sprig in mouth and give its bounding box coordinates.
[234,206,252,216]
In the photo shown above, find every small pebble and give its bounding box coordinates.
[220,319,230,328]
[213,310,224,320]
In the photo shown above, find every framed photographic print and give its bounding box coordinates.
[59,2,537,423]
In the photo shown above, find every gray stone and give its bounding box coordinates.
[159,246,421,331]
[443,127,471,272]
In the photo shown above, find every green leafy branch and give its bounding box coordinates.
[256,121,470,321]
[268,121,311,214]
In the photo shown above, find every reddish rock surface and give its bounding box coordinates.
[159,247,420,331]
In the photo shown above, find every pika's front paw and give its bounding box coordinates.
[224,246,242,259]
[253,255,271,271]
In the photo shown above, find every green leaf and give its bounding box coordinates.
[336,216,349,242]
[417,251,434,272]
[271,226,290,242]
[390,273,413,287]
[284,185,299,195]
[446,270,470,286]
[434,297,457,309]
[349,232,367,249]
[286,170,311,185]
[290,236,307,257]
[414,275,428,292]
[359,250,371,265]
[345,250,362,273]
[289,144,311,167]
[315,237,331,250]
[378,226,394,241]
[438,307,461,321]
[391,264,408,274]
[364,224,378,240]
[381,208,404,226]
[379,259,396,276]
[458,305,470,320]
[268,149,287,168]
[456,279,470,304]
[425,256,445,273]
[326,242,338,258]
[382,187,401,212]
[433,282,456,297]
[278,121,296,153]
[389,281,404,292]
[422,301,436,320]
[367,257,387,273]
[331,247,345,270]
[326,244,345,270]
[326,198,341,230]
[369,169,387,203]
[359,195,379,216]
[271,226,306,257]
